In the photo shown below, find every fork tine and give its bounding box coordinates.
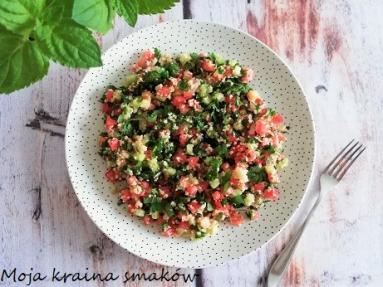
[333,143,363,178]
[324,139,354,173]
[336,146,366,181]
[327,140,359,175]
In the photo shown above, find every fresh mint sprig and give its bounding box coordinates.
[0,0,179,94]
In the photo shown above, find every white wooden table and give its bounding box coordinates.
[1,1,382,286]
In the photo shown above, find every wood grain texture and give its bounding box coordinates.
[1,0,383,286]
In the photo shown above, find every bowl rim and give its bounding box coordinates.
[65,19,316,268]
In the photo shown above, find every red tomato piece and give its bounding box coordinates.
[182,91,193,100]
[98,136,107,146]
[172,149,188,165]
[201,59,216,72]
[108,138,120,151]
[229,212,244,225]
[143,215,151,225]
[178,221,190,229]
[171,96,186,106]
[179,133,189,146]
[105,169,120,182]
[271,114,284,125]
[255,120,268,136]
[263,188,279,201]
[101,103,112,114]
[188,156,200,169]
[156,86,171,100]
[211,191,223,201]
[185,185,198,197]
[105,115,117,133]
[105,90,114,102]
[252,182,266,192]
[120,189,132,203]
[187,200,201,214]
[162,227,176,237]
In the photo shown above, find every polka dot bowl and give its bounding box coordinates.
[65,20,315,268]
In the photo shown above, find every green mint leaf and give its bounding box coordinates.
[0,0,45,33]
[35,20,102,68]
[0,26,49,94]
[72,0,114,34]
[138,0,179,15]
[114,0,138,27]
[42,0,74,23]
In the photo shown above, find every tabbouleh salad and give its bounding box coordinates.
[98,49,288,239]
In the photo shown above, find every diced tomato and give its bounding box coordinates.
[105,90,114,102]
[179,133,189,146]
[159,186,172,198]
[120,189,132,202]
[105,115,117,133]
[263,188,279,201]
[271,114,284,126]
[252,182,266,192]
[221,162,230,172]
[108,138,120,151]
[105,169,120,182]
[136,50,155,67]
[229,211,244,225]
[156,215,165,225]
[178,104,190,114]
[226,132,237,143]
[156,86,171,100]
[198,181,209,191]
[127,202,137,213]
[98,136,107,146]
[141,181,150,190]
[172,149,188,165]
[211,191,224,201]
[230,177,241,188]
[101,103,112,114]
[188,156,200,169]
[240,67,254,83]
[185,185,198,197]
[143,215,151,225]
[162,227,176,237]
[187,200,201,214]
[224,66,233,77]
[254,120,268,136]
[144,149,152,160]
[113,108,122,116]
[127,176,138,186]
[201,59,216,72]
[210,72,224,83]
[171,96,186,106]
[230,144,248,163]
[178,221,190,229]
[182,91,193,100]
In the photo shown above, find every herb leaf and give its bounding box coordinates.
[36,20,102,68]
[72,0,114,34]
[114,0,138,27]
[0,26,49,94]
[0,0,45,33]
[138,0,179,15]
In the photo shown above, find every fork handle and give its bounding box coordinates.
[266,195,321,287]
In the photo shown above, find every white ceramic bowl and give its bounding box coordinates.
[65,20,315,268]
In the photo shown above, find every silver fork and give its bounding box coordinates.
[266,139,366,287]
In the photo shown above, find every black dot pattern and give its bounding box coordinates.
[65,20,315,269]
